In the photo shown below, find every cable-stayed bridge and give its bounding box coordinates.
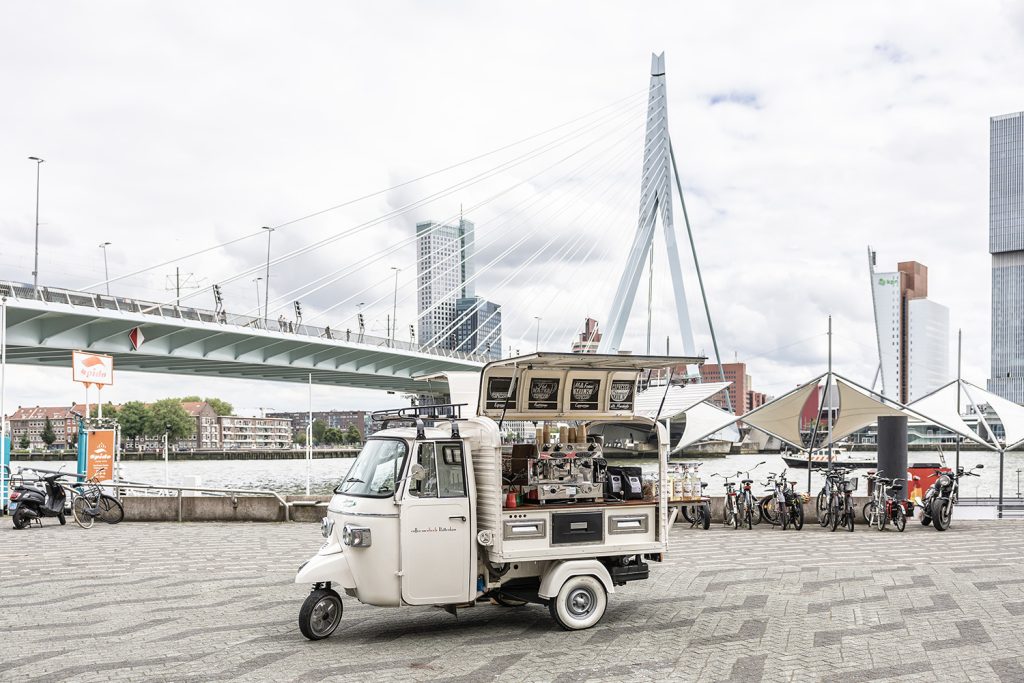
[1,53,725,397]
[0,281,482,393]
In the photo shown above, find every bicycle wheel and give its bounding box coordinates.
[876,503,887,531]
[730,499,739,530]
[862,501,874,525]
[893,504,906,532]
[98,495,124,524]
[748,495,762,525]
[845,497,855,532]
[791,503,804,531]
[72,496,95,529]
[681,505,696,524]
[816,490,829,527]
[759,495,777,525]
[829,496,840,532]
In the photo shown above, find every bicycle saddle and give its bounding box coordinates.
[700,482,708,489]
[741,479,753,484]
[888,484,903,492]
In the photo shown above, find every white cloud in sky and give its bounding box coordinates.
[1,1,1022,413]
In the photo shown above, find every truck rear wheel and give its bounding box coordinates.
[548,575,607,630]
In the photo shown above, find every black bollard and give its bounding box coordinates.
[877,416,908,497]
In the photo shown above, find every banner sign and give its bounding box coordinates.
[72,351,114,386]
[484,376,518,411]
[86,429,115,481]
[608,380,636,411]
[569,379,601,411]
[527,377,561,411]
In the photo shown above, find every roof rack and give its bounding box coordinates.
[371,403,467,439]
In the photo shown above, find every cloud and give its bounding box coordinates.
[0,1,1019,413]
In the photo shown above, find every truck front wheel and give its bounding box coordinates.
[548,575,607,630]
[299,588,343,640]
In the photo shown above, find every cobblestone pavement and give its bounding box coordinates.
[2,519,1024,682]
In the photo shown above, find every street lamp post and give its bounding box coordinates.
[390,266,401,344]
[262,227,274,325]
[28,157,44,288]
[253,277,263,320]
[534,316,542,352]
[98,242,112,295]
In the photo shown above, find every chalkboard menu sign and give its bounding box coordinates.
[527,377,561,411]
[608,379,635,411]
[569,378,601,411]
[484,376,518,411]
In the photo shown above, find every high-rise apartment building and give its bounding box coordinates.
[869,252,949,403]
[453,296,502,360]
[989,111,1024,403]
[416,217,501,356]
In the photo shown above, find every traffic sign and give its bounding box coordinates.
[129,327,145,351]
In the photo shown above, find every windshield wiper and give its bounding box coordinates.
[345,477,365,484]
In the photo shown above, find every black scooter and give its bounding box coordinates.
[9,468,68,529]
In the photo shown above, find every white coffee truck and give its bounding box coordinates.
[295,353,699,639]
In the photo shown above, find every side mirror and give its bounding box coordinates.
[409,463,425,482]
[975,464,984,469]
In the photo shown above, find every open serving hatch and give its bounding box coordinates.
[477,352,704,422]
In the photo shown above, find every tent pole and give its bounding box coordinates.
[999,449,1005,519]
[955,329,961,473]
[807,373,830,494]
[827,315,833,472]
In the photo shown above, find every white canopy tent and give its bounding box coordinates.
[909,379,1024,516]
[634,381,731,420]
[674,371,995,455]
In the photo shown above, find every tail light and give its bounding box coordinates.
[10,492,19,500]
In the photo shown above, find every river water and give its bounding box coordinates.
[12,450,1024,499]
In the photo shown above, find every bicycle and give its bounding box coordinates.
[827,468,857,532]
[816,467,846,528]
[712,473,740,530]
[863,471,905,531]
[69,468,124,529]
[738,463,764,529]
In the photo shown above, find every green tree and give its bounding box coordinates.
[204,397,233,416]
[41,417,56,447]
[322,427,344,445]
[118,401,150,448]
[89,402,118,419]
[293,431,307,446]
[18,433,29,449]
[344,425,361,444]
[311,419,327,444]
[145,399,195,441]
[178,395,202,402]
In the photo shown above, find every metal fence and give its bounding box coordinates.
[0,280,486,363]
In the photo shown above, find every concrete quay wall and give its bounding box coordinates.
[120,495,882,524]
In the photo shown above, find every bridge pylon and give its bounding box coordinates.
[599,52,696,363]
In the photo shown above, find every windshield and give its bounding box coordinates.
[335,439,408,497]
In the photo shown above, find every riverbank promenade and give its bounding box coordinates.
[3,521,1023,682]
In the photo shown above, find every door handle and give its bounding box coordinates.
[449,515,467,522]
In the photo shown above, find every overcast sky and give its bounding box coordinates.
[2,2,1023,416]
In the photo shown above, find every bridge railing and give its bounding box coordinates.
[0,281,487,363]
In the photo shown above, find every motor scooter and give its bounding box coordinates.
[918,464,983,531]
[9,468,68,529]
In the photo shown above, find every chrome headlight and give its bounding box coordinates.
[320,516,335,539]
[937,475,951,488]
[341,523,371,548]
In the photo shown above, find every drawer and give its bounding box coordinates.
[551,511,604,545]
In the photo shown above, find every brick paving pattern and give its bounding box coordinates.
[2,519,1023,682]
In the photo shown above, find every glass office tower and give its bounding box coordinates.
[989,111,1024,403]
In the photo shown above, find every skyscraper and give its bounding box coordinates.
[989,111,1024,403]
[415,217,500,356]
[869,251,949,403]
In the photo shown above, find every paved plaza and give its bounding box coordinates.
[2,519,1024,682]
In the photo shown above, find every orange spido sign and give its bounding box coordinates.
[72,351,114,386]
[86,429,115,481]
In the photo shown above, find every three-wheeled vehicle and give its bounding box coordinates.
[295,353,701,639]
